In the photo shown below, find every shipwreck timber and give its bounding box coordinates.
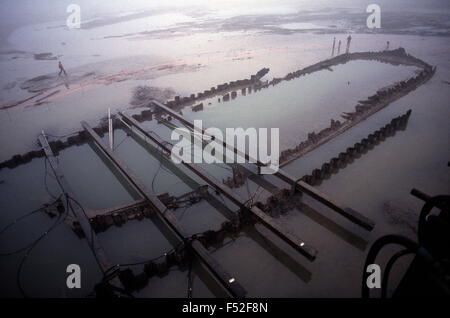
[299,110,412,187]
[118,111,318,261]
[0,49,435,173]
[150,100,375,231]
[38,133,123,289]
[81,121,247,298]
[2,48,438,297]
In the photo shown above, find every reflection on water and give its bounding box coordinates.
[183,60,417,150]
[1,37,449,297]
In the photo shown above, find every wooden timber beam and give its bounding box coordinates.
[118,112,318,261]
[150,100,374,231]
[38,133,123,289]
[81,121,246,298]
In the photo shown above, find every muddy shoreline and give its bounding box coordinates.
[0,48,435,172]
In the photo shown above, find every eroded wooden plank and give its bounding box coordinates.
[119,112,317,261]
[38,133,122,288]
[150,100,374,231]
[81,121,246,298]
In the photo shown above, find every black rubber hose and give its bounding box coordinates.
[381,249,412,298]
[362,235,423,298]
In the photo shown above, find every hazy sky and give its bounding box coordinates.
[2,0,449,23]
[1,0,449,42]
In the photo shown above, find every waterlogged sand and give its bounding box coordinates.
[1,4,449,160]
[1,31,448,162]
[0,2,449,297]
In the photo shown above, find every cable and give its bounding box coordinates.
[249,185,262,204]
[118,123,171,192]
[66,195,93,246]
[2,147,69,297]
[245,177,251,202]
[0,206,47,236]
[16,195,69,297]
[245,176,251,193]
[44,156,58,199]
[42,145,106,279]
[0,197,63,256]
[113,134,129,151]
[361,234,431,298]
[151,154,164,193]
[101,232,200,284]
[105,247,176,272]
[66,194,105,275]
[243,184,261,208]
[363,195,450,298]
[102,241,185,278]
[162,181,185,194]
[96,242,183,297]
[381,249,412,298]
[94,230,208,297]
[178,205,190,220]
[151,140,173,193]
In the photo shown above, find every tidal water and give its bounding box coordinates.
[1,0,449,298]
[2,55,448,297]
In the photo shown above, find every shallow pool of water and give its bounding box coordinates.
[182,60,418,151]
